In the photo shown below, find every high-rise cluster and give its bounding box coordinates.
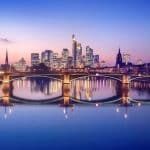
[71,34,100,68]
[31,34,100,69]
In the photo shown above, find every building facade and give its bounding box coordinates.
[41,50,53,68]
[12,57,27,72]
[31,53,40,66]
[85,46,93,67]
[72,34,77,68]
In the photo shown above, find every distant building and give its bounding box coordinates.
[136,59,143,65]
[31,53,40,66]
[85,46,93,67]
[12,57,27,72]
[76,43,82,68]
[62,49,69,68]
[53,53,59,68]
[123,53,131,65]
[116,48,123,68]
[1,50,10,71]
[100,60,106,68]
[41,50,53,68]
[82,55,86,67]
[72,34,77,68]
[93,55,100,68]
[67,56,73,68]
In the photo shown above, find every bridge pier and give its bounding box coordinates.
[121,83,131,106]
[122,75,130,84]
[2,73,12,106]
[62,74,71,106]
[3,73,10,84]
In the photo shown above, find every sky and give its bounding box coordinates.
[0,0,150,65]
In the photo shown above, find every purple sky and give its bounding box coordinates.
[0,0,150,65]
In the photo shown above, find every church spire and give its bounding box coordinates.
[116,48,123,67]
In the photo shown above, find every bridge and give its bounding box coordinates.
[1,72,149,83]
[0,72,149,106]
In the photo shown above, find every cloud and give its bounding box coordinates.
[0,37,12,43]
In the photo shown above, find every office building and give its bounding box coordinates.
[31,53,40,66]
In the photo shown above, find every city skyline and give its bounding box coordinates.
[0,1,150,150]
[0,0,150,65]
[0,34,149,66]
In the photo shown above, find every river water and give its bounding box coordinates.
[0,77,149,150]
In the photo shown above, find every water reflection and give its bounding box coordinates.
[0,77,149,104]
[12,77,62,100]
[71,77,118,101]
[71,77,150,102]
[130,81,150,99]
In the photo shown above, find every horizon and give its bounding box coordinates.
[0,0,150,65]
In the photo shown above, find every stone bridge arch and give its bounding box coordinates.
[70,74,122,82]
[130,75,150,82]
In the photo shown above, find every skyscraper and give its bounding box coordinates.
[53,53,59,68]
[62,49,69,68]
[116,48,123,68]
[76,43,82,68]
[41,50,53,68]
[72,34,77,68]
[86,46,93,67]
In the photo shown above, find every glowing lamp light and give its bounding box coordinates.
[124,113,128,119]
[3,80,9,83]
[96,103,99,107]
[138,102,141,107]
[63,108,66,114]
[95,103,100,107]
[116,108,119,113]
[88,97,91,101]
[0,71,4,74]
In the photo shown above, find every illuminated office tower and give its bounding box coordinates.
[41,50,53,68]
[72,34,77,68]
[76,43,82,68]
[85,46,93,67]
[31,53,40,66]
[53,53,59,68]
[62,49,69,68]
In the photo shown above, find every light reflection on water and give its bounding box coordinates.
[0,77,150,101]
[71,78,118,100]
[13,78,63,100]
